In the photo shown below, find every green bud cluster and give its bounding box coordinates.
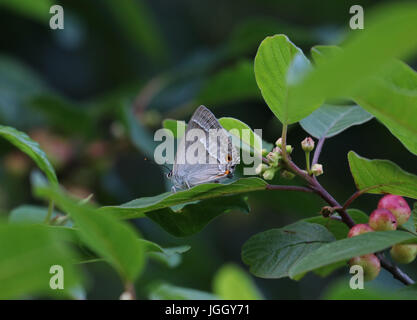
[257,141,294,181]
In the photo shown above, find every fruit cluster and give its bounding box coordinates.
[348,194,415,281]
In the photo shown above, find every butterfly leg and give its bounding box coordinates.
[185,179,191,189]
[171,186,177,193]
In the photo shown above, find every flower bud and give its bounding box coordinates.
[301,137,315,152]
[275,137,282,148]
[369,208,397,231]
[263,168,275,180]
[311,164,323,176]
[266,151,280,166]
[390,244,417,264]
[255,163,268,175]
[281,170,295,180]
[261,148,269,157]
[378,194,411,226]
[286,145,293,154]
[349,254,381,281]
[348,224,374,238]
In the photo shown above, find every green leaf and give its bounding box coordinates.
[254,35,321,124]
[241,222,335,279]
[0,0,53,24]
[0,223,80,299]
[353,60,417,155]
[299,104,373,139]
[139,239,190,268]
[149,283,219,300]
[219,117,263,154]
[304,209,369,240]
[9,204,70,226]
[289,3,417,118]
[197,60,260,106]
[213,263,263,300]
[289,230,416,279]
[34,184,146,283]
[0,125,57,185]
[348,151,417,199]
[98,177,267,219]
[312,45,417,155]
[146,195,250,237]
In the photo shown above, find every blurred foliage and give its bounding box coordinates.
[1,0,417,300]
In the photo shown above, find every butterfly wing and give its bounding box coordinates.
[172,105,240,189]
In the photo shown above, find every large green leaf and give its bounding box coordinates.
[289,230,416,279]
[299,104,373,139]
[34,183,146,283]
[241,222,335,279]
[98,177,267,219]
[149,283,219,300]
[213,263,263,300]
[289,3,417,118]
[0,223,80,299]
[0,125,57,185]
[254,35,321,124]
[146,195,250,237]
[353,61,417,155]
[348,151,417,199]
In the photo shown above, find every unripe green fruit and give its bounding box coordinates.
[349,254,381,281]
[369,208,397,231]
[378,194,411,226]
[348,224,374,238]
[390,244,417,264]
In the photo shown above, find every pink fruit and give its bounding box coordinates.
[390,244,417,264]
[349,254,381,281]
[378,194,411,226]
[369,208,397,231]
[348,224,374,238]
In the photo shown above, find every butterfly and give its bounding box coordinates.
[167,105,240,192]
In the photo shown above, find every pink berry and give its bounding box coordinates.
[349,254,381,281]
[378,194,411,226]
[348,224,374,238]
[369,208,397,231]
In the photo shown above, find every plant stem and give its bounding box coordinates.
[124,282,136,300]
[281,125,289,162]
[44,201,54,224]
[305,152,311,174]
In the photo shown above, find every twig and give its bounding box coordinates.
[312,137,325,165]
[377,253,415,285]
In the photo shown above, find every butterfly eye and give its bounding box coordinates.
[167,171,172,178]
